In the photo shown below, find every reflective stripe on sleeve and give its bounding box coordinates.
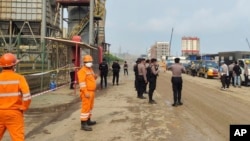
[0,92,21,97]
[23,93,31,101]
[0,80,20,85]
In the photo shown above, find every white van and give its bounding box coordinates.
[238,59,250,86]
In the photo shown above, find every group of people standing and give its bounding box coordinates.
[133,57,186,106]
[99,59,129,88]
[133,58,160,104]
[220,60,249,90]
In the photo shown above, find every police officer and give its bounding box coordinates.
[228,61,235,86]
[219,61,229,90]
[147,58,159,104]
[69,59,76,89]
[137,58,147,99]
[112,60,121,85]
[99,58,108,88]
[168,58,186,106]
[133,59,140,92]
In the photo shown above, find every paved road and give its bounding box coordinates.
[2,70,250,141]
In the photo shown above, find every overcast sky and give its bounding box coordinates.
[105,0,250,56]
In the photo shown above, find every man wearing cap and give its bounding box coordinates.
[168,57,186,106]
[219,60,229,90]
[0,53,31,140]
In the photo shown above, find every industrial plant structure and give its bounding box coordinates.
[181,36,200,56]
[0,0,107,94]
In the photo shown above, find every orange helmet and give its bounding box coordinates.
[0,53,20,67]
[83,55,93,62]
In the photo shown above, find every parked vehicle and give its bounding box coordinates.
[196,60,219,79]
[185,60,200,76]
[238,59,250,85]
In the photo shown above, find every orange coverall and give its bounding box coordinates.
[77,66,97,121]
[0,70,31,141]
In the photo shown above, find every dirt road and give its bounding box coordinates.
[23,71,250,141]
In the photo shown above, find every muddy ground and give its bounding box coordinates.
[3,71,250,141]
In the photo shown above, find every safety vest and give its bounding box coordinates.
[0,70,31,111]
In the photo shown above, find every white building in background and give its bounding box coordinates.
[181,37,200,56]
[149,42,170,60]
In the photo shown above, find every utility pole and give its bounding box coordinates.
[246,38,250,49]
[169,28,174,56]
[89,0,94,45]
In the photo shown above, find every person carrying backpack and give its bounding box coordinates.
[147,58,160,104]
[233,61,242,88]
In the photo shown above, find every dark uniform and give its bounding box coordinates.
[144,59,150,93]
[133,59,140,91]
[147,58,159,104]
[70,59,75,89]
[99,59,108,88]
[112,60,121,85]
[168,58,186,106]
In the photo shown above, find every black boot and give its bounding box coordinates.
[81,121,92,131]
[87,118,96,126]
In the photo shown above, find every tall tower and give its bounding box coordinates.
[181,37,200,56]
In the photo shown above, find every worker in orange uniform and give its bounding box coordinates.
[0,53,31,141]
[77,55,97,131]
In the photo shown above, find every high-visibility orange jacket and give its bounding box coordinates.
[77,66,97,96]
[0,70,31,111]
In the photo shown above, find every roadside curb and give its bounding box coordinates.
[26,97,80,113]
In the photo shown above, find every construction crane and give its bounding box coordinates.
[246,38,250,49]
[169,27,174,56]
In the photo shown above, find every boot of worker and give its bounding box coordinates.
[81,121,92,131]
[87,118,96,126]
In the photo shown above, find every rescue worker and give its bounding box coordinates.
[0,53,31,141]
[77,55,97,131]
[168,58,186,106]
[244,60,249,86]
[147,58,159,104]
[137,58,147,99]
[99,58,108,89]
